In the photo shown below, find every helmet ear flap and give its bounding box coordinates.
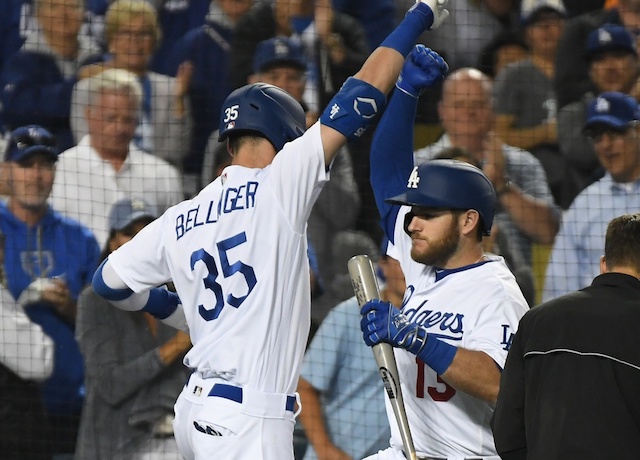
[403,211,415,236]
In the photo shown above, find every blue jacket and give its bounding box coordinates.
[148,0,210,76]
[167,19,235,176]
[1,49,101,151]
[0,203,101,415]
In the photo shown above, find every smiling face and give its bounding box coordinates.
[589,124,640,183]
[108,14,156,74]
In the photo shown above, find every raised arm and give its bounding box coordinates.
[370,45,448,240]
[319,0,449,166]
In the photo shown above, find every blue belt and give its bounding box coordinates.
[208,383,296,412]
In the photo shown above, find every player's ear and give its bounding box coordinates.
[599,255,607,274]
[461,210,480,236]
[226,139,235,157]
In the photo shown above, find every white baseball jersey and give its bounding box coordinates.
[108,122,328,395]
[385,207,529,459]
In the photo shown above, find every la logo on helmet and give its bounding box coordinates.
[407,166,420,189]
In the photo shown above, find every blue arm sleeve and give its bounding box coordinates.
[370,88,418,242]
[92,260,133,301]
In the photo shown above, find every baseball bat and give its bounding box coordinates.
[348,254,417,460]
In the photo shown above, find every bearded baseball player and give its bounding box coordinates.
[360,45,529,460]
[90,1,450,459]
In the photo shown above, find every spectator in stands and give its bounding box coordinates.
[555,0,640,109]
[402,0,517,72]
[543,91,640,301]
[50,68,183,247]
[231,0,369,112]
[558,24,640,205]
[75,196,190,459]
[73,0,192,170]
[147,0,210,75]
[296,251,401,460]
[0,0,25,96]
[477,30,529,79]
[167,0,254,195]
[0,124,101,458]
[1,0,102,151]
[414,68,560,270]
[0,236,55,459]
[494,0,571,208]
[331,0,395,51]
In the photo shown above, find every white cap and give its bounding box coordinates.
[520,0,566,25]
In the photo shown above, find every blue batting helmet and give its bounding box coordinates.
[386,159,497,235]
[218,83,306,151]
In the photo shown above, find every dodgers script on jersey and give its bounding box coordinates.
[107,122,328,395]
[386,207,529,458]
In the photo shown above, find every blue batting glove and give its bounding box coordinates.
[360,299,427,354]
[396,45,448,98]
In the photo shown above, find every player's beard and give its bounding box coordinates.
[410,218,460,267]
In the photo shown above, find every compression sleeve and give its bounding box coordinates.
[370,88,419,242]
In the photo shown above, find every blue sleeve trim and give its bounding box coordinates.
[142,289,180,320]
[92,260,133,301]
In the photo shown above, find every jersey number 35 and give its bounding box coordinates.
[190,232,257,321]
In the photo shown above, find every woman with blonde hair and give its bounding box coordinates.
[72,0,192,170]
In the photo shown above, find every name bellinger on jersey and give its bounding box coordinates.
[175,180,259,240]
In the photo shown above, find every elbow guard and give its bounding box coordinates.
[320,77,386,142]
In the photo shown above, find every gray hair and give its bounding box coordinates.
[86,68,143,110]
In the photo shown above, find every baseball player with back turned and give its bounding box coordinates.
[90,1,450,459]
[360,45,529,460]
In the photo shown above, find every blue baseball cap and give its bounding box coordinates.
[584,92,640,131]
[520,0,566,26]
[252,36,307,74]
[587,24,637,59]
[108,197,157,232]
[4,125,58,163]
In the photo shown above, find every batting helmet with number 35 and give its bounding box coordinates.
[218,83,306,152]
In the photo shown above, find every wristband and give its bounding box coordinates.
[414,330,457,375]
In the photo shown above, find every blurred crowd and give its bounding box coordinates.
[1,0,640,458]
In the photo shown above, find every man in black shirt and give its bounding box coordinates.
[493,212,640,460]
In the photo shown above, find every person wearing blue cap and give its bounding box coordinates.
[558,23,640,204]
[75,196,191,460]
[249,36,310,121]
[543,91,640,302]
[0,124,101,457]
